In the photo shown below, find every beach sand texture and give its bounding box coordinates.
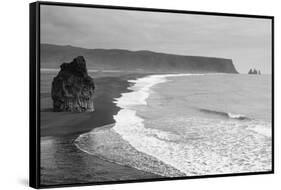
[40,71,272,185]
[40,72,162,185]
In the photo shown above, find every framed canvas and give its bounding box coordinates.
[29,1,274,188]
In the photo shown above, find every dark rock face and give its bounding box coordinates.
[51,56,95,112]
[248,68,261,75]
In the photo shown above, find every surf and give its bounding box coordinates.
[198,108,250,120]
[75,73,272,176]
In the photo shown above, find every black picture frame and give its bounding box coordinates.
[30,1,274,189]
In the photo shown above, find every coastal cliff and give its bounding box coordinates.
[51,56,95,112]
[41,44,238,73]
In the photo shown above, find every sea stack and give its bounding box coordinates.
[51,56,95,112]
[248,68,261,75]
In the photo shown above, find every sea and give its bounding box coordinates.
[75,74,272,177]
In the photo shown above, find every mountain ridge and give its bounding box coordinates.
[41,43,239,73]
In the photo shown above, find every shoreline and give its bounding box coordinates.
[41,73,144,137]
[40,72,272,185]
[110,74,198,176]
[74,123,185,177]
[107,73,272,176]
[40,73,163,185]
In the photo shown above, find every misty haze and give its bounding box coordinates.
[39,4,272,186]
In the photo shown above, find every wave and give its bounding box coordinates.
[75,73,272,176]
[245,120,272,137]
[198,108,250,120]
[113,73,271,175]
[75,117,272,176]
[197,108,271,137]
[75,74,206,177]
[114,73,205,108]
[74,124,185,177]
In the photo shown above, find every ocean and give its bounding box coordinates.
[75,74,272,177]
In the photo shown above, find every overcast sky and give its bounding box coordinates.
[41,5,272,74]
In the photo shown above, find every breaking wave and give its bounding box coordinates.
[75,74,272,176]
[74,124,184,177]
[199,108,250,120]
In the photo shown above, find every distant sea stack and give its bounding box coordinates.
[41,44,239,74]
[248,69,261,75]
[51,56,95,112]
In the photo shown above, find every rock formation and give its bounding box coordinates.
[51,56,95,112]
[248,68,261,75]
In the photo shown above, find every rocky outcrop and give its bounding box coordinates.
[248,68,261,75]
[51,56,95,112]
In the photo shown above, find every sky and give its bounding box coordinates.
[41,5,272,74]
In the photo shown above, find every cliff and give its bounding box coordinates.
[41,44,238,73]
[51,56,95,112]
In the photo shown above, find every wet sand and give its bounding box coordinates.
[40,73,162,186]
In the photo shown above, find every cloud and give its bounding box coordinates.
[41,5,272,73]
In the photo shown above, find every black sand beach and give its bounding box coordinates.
[40,72,162,186]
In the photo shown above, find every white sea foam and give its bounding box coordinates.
[111,74,272,175]
[75,73,272,176]
[246,121,272,137]
[40,68,60,72]
[112,115,272,175]
[112,74,204,146]
[250,126,271,137]
[74,124,184,177]
[227,113,246,119]
[114,74,203,108]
